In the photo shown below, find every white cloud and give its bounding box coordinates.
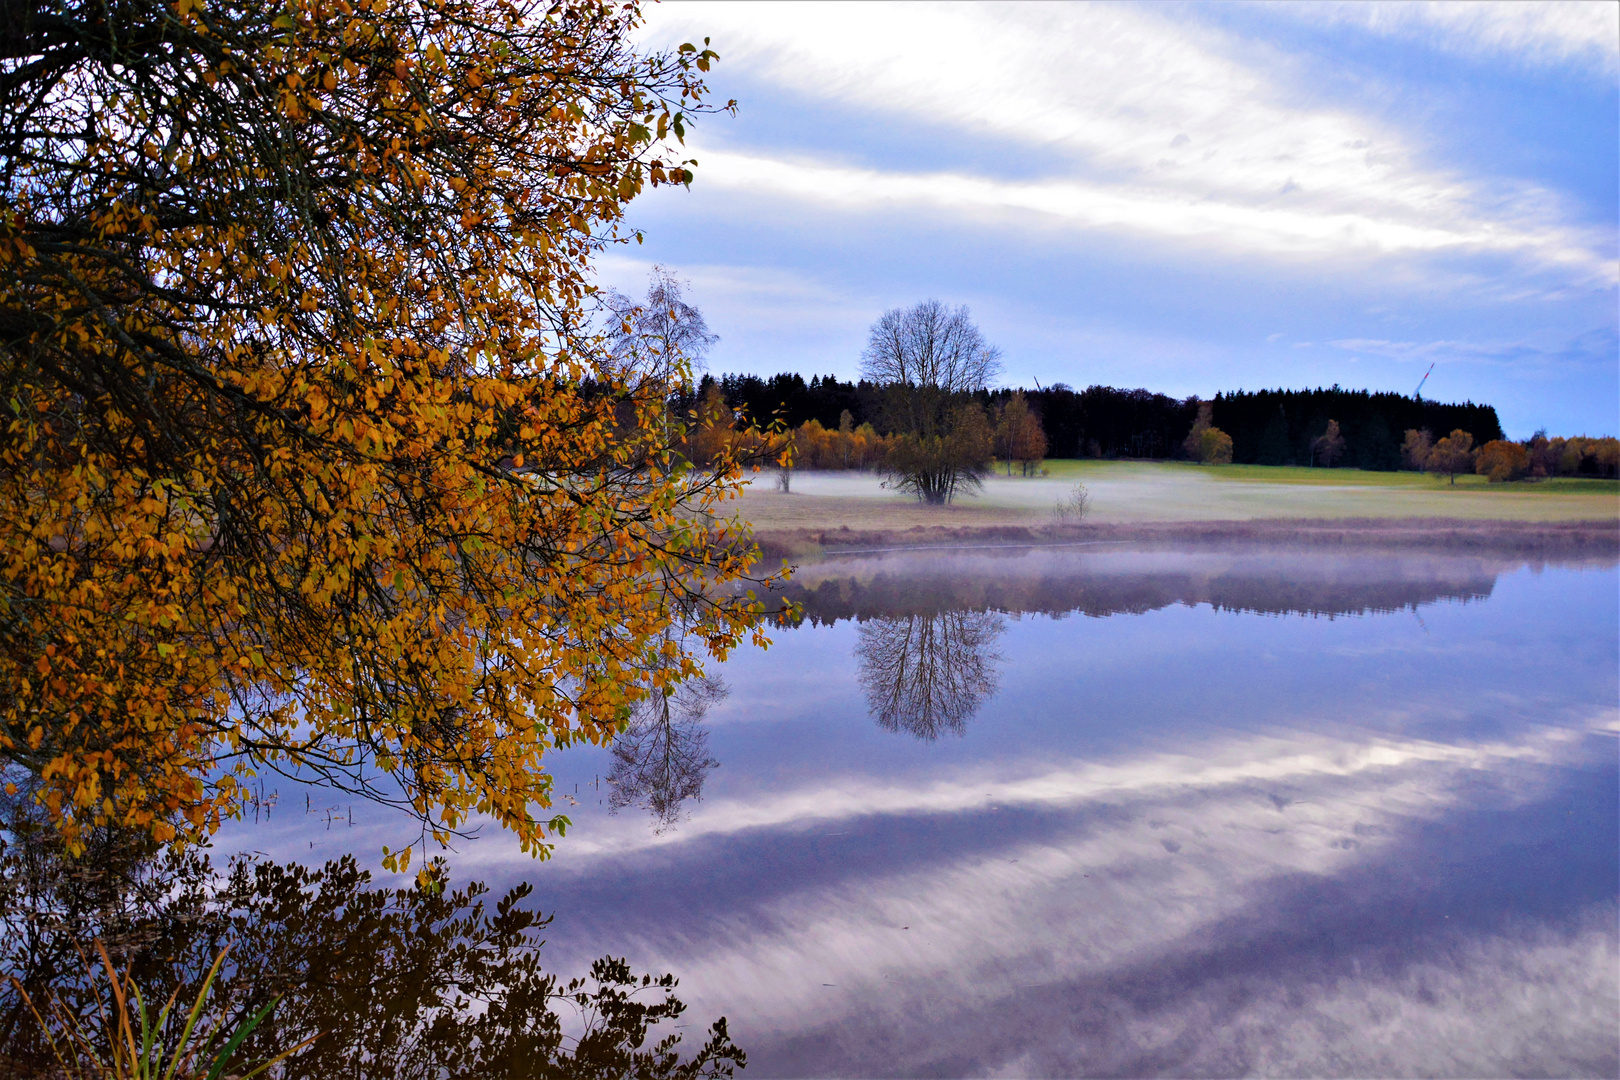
[1272,0,1620,74]
[686,148,1611,276]
[519,707,1611,864]
[644,2,1612,277]
[540,710,1616,1069]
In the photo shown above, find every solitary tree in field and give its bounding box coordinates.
[861,301,1000,503]
[0,0,776,867]
[1426,430,1477,485]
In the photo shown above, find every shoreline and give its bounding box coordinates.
[750,517,1620,560]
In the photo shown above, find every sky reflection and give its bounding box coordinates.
[217,547,1619,1077]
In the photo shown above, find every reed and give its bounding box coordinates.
[9,941,316,1080]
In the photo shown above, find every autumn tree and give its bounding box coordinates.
[0,0,780,866]
[994,390,1047,476]
[1526,430,1556,479]
[1426,430,1477,485]
[881,401,994,504]
[1182,401,1232,465]
[1199,427,1234,465]
[1475,439,1529,483]
[1182,400,1212,459]
[1401,428,1433,471]
[1312,419,1347,467]
[861,301,1001,504]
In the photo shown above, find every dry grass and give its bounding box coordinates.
[736,463,1619,557]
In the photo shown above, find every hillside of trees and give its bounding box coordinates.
[685,374,1507,470]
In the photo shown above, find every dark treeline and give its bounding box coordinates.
[1209,388,1503,469]
[675,373,878,430]
[684,374,1504,469]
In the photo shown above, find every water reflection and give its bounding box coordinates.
[856,611,1005,739]
[608,675,726,828]
[781,545,1518,623]
[185,546,1618,1077]
[0,795,743,1079]
[526,548,1617,1077]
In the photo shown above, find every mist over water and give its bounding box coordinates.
[215,545,1618,1077]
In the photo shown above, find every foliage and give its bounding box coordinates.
[688,375,1510,473]
[882,402,993,505]
[1401,429,1434,471]
[1183,402,1233,465]
[10,941,309,1080]
[1,812,744,1080]
[993,390,1046,476]
[0,0,778,860]
[1182,401,1213,460]
[1199,426,1234,466]
[1209,388,1500,468]
[1475,440,1529,483]
[785,416,886,471]
[1542,435,1620,479]
[1425,430,1477,485]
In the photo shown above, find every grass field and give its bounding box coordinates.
[736,460,1619,539]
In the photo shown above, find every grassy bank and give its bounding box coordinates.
[736,460,1618,557]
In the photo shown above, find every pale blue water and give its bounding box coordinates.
[226,546,1620,1078]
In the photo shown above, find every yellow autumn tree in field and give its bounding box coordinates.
[0,0,778,867]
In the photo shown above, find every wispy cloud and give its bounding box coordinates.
[648,2,1611,276]
[1264,0,1620,75]
[685,148,1611,276]
[1329,325,1620,370]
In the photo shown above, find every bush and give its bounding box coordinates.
[1199,427,1234,465]
[1053,485,1092,525]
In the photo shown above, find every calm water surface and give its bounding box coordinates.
[238,546,1620,1078]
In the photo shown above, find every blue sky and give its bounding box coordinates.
[602,1,1618,437]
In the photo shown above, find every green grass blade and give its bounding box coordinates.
[203,996,279,1080]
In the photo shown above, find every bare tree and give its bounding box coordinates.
[861,301,1002,504]
[861,300,1003,437]
[606,674,726,830]
[602,266,718,393]
[856,611,1005,740]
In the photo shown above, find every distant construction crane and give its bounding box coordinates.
[1413,363,1435,400]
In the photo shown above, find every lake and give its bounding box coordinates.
[226,543,1620,1076]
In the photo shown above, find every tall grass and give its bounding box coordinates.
[9,941,315,1080]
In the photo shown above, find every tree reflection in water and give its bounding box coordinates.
[607,675,726,829]
[856,610,1006,739]
[0,797,744,1079]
